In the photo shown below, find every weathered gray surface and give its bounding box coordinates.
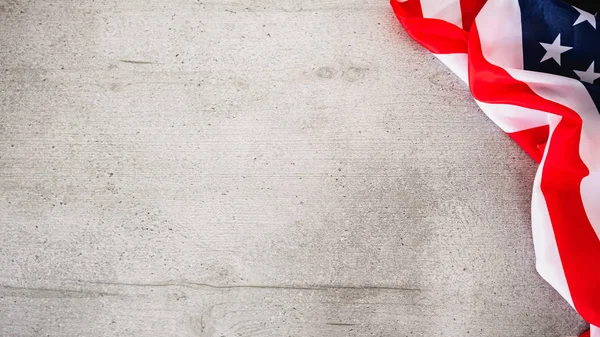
[0,0,587,336]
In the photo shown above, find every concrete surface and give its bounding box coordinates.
[0,0,588,336]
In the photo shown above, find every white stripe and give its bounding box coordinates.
[475,100,549,133]
[420,0,463,29]
[592,325,600,337]
[435,53,469,83]
[475,0,576,307]
[475,0,523,69]
[581,172,600,240]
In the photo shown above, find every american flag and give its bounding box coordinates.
[390,0,600,336]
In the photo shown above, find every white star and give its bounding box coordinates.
[573,7,596,29]
[574,61,600,84]
[540,34,573,66]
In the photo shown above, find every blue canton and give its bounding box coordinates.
[519,0,600,109]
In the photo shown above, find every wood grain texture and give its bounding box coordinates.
[0,0,587,336]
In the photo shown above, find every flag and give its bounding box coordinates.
[390,0,600,336]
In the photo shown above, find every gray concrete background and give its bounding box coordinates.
[0,0,588,336]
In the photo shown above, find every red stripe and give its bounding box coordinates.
[459,0,487,31]
[390,0,423,18]
[507,125,548,163]
[580,329,591,337]
[469,23,600,326]
[391,0,468,54]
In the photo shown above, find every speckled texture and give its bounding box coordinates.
[0,0,588,336]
